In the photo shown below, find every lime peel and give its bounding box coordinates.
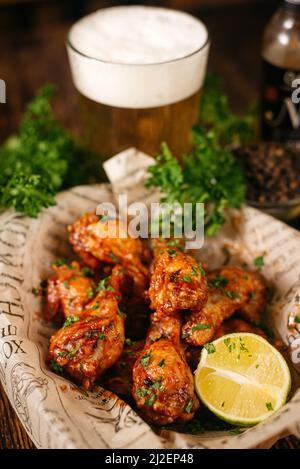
[195,333,291,426]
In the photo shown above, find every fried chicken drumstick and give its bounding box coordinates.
[132,313,199,425]
[48,266,127,390]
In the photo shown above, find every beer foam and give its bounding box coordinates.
[67,6,209,108]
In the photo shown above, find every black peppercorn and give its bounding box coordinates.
[234,142,300,204]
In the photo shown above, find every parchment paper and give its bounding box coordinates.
[1,147,300,449]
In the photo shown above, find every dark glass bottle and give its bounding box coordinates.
[261,0,300,142]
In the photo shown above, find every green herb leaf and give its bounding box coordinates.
[54,259,66,267]
[50,360,63,374]
[204,343,216,354]
[140,351,151,369]
[136,387,151,398]
[254,256,265,267]
[167,239,184,251]
[96,278,108,292]
[209,275,229,289]
[185,399,193,413]
[192,324,211,332]
[125,338,134,346]
[109,252,119,263]
[63,316,80,327]
[158,359,165,368]
[266,402,273,411]
[225,290,240,299]
[198,261,206,277]
[145,394,156,407]
[151,378,162,390]
[183,275,191,283]
[87,288,94,299]
[239,339,249,353]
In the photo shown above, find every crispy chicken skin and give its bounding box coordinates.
[68,212,151,297]
[132,313,199,425]
[48,266,126,390]
[47,220,274,426]
[148,246,207,317]
[182,266,267,346]
[45,261,95,322]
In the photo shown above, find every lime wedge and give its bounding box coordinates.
[195,333,291,426]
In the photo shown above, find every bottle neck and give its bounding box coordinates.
[283,0,300,13]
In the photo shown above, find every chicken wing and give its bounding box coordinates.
[45,261,96,322]
[148,246,207,317]
[182,266,267,346]
[132,312,199,425]
[68,212,151,298]
[48,266,126,390]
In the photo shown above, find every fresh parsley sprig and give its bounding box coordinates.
[0,85,102,217]
[146,127,245,236]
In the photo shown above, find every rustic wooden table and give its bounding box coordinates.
[0,0,299,449]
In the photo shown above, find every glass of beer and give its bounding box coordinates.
[67,6,210,162]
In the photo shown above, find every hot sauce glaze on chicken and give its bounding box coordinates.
[45,212,278,427]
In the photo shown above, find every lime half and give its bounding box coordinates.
[195,333,291,426]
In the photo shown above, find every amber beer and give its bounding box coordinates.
[67,6,209,161]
